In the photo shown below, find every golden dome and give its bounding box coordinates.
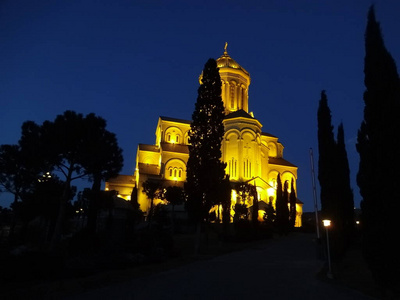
[216,43,249,76]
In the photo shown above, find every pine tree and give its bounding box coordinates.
[185,58,226,224]
[357,6,400,292]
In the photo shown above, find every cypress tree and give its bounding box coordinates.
[357,6,400,292]
[289,178,297,228]
[220,175,232,235]
[185,58,226,224]
[318,91,349,258]
[283,180,290,233]
[336,123,354,240]
[317,90,337,220]
[251,185,259,227]
[275,174,288,235]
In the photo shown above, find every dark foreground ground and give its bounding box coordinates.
[1,232,381,300]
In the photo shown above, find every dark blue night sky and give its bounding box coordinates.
[1,0,400,212]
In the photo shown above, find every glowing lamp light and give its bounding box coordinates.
[322,219,333,279]
[322,219,331,227]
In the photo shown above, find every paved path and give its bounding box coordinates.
[63,233,375,300]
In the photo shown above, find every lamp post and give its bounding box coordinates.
[323,219,333,279]
[309,148,320,239]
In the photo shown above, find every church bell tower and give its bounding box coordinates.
[216,43,251,114]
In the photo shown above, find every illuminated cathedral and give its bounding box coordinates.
[106,45,303,227]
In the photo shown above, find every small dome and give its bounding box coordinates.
[216,44,249,76]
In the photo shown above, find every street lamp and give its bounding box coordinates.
[323,219,333,279]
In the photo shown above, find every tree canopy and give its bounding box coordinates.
[1,110,123,243]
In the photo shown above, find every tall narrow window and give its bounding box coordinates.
[249,162,252,178]
[234,160,237,177]
[230,85,235,108]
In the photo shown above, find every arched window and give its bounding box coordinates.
[165,159,186,181]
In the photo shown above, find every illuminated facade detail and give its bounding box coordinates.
[106,47,303,227]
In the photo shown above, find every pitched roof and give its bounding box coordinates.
[160,116,191,124]
[269,157,297,168]
[224,109,254,120]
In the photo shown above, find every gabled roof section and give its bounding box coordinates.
[269,157,297,168]
[161,142,189,154]
[224,109,254,120]
[160,116,191,124]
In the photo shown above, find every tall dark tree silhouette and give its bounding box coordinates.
[220,175,231,235]
[336,123,354,240]
[318,91,352,257]
[289,178,297,228]
[251,185,259,227]
[275,174,288,234]
[357,6,400,292]
[185,58,226,224]
[185,58,226,254]
[317,90,337,221]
